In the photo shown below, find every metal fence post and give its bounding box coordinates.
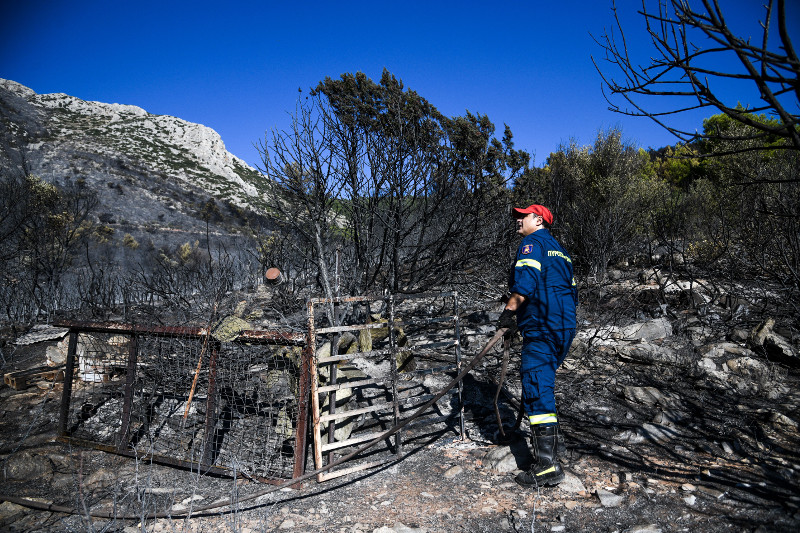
[116,333,138,452]
[58,331,78,436]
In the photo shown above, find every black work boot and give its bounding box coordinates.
[515,424,565,487]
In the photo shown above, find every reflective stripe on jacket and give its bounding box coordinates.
[509,229,577,332]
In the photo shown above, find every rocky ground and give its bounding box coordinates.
[1,268,799,532]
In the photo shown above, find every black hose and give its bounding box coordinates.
[493,335,524,443]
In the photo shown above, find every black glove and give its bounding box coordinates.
[497,309,517,334]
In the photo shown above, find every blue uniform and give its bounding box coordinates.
[509,229,577,426]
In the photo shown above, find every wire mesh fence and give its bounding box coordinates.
[54,292,469,487]
[56,322,308,483]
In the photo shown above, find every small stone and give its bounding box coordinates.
[623,525,662,533]
[557,471,587,494]
[596,488,624,507]
[621,318,672,341]
[278,519,295,529]
[564,501,578,510]
[483,446,519,473]
[721,441,734,454]
[374,523,425,533]
[681,483,696,492]
[683,495,697,505]
[623,386,671,408]
[639,423,682,443]
[728,329,749,342]
[180,494,204,505]
[443,465,463,479]
[698,357,716,372]
[142,487,175,495]
[770,412,798,429]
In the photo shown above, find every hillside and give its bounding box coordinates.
[0,79,269,237]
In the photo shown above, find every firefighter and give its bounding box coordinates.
[497,204,577,487]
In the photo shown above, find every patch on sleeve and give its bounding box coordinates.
[521,244,533,255]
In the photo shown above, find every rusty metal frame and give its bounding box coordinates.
[54,320,308,485]
[307,292,463,482]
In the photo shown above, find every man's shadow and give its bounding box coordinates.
[460,374,534,469]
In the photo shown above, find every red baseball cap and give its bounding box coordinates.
[512,204,553,225]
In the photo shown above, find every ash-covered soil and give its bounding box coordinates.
[2,273,800,532]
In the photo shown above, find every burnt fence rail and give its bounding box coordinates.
[54,320,309,484]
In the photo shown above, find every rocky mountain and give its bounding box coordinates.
[0,78,269,234]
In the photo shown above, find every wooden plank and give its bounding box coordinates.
[316,376,387,393]
[313,322,392,335]
[317,347,393,364]
[319,402,391,423]
[320,431,387,452]
[4,365,65,390]
[308,302,325,482]
[317,458,390,481]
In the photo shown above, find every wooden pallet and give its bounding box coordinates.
[3,365,65,390]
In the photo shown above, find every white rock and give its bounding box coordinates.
[770,412,798,429]
[621,318,672,341]
[617,342,683,366]
[372,524,426,533]
[698,357,717,372]
[623,525,662,533]
[558,471,587,493]
[443,465,464,479]
[623,386,673,407]
[725,357,769,379]
[639,423,683,443]
[483,447,519,473]
[596,488,624,507]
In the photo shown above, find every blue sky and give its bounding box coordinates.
[2,1,796,169]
